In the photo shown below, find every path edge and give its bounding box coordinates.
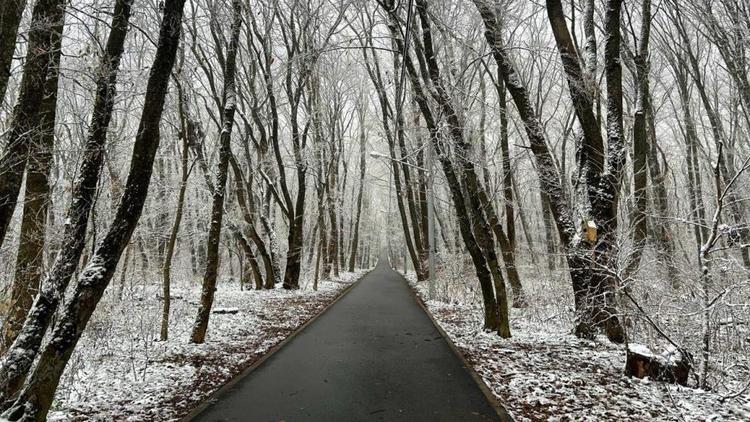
[398,270,514,422]
[181,268,373,421]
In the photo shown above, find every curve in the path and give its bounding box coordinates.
[188,260,509,422]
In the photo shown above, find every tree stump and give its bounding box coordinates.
[212,307,240,315]
[625,344,692,386]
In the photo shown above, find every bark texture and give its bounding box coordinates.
[1,0,184,417]
[0,0,132,404]
[0,0,66,248]
[0,15,61,352]
[191,0,242,344]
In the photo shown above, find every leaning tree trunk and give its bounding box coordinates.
[476,181,526,307]
[230,225,264,290]
[191,0,242,344]
[393,91,426,281]
[0,0,184,418]
[378,0,506,335]
[391,48,426,281]
[0,0,131,403]
[0,0,66,249]
[228,156,274,288]
[413,0,511,336]
[0,23,61,352]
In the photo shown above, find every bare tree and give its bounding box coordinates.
[1,0,186,417]
[191,0,243,344]
[0,0,66,248]
[0,0,132,403]
[0,10,62,351]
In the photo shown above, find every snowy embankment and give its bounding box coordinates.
[405,273,750,421]
[47,270,366,421]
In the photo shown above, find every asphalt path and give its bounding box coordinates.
[189,259,507,421]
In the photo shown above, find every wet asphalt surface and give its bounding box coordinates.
[190,260,506,422]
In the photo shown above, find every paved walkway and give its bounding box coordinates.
[190,260,507,421]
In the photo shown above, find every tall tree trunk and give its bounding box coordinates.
[326,144,340,278]
[0,0,131,403]
[283,197,306,289]
[0,0,66,248]
[674,67,709,248]
[191,0,242,344]
[118,244,132,298]
[316,142,331,280]
[160,82,192,341]
[622,0,652,280]
[337,145,347,272]
[0,24,60,352]
[491,52,517,252]
[314,231,324,291]
[512,177,539,266]
[0,0,183,417]
[550,0,626,343]
[540,191,558,272]
[306,220,319,267]
[359,28,424,280]
[645,109,680,284]
[392,48,427,282]
[0,0,26,104]
[414,109,430,278]
[348,104,367,272]
[415,0,513,335]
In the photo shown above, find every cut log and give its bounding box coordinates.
[212,307,240,315]
[625,344,692,386]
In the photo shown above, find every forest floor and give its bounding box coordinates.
[406,273,750,421]
[46,270,366,421]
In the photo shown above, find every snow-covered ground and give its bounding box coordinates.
[46,270,366,421]
[405,272,750,421]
